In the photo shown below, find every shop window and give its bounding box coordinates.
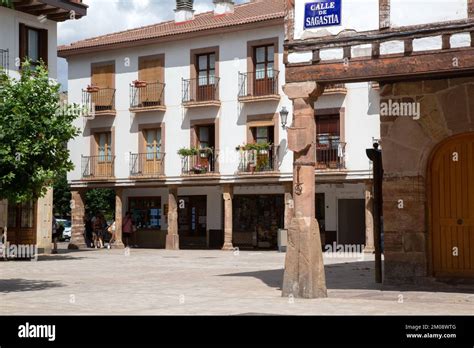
[129,197,161,230]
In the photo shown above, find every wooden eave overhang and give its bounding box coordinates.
[12,0,87,22]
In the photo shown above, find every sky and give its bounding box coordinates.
[57,0,249,90]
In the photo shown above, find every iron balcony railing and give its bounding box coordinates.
[182,77,220,103]
[81,155,115,178]
[82,87,116,113]
[315,135,346,170]
[130,81,165,109]
[238,146,279,173]
[0,49,8,71]
[238,70,279,98]
[130,152,165,177]
[181,150,218,175]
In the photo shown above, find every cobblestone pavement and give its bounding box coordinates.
[1,245,474,315]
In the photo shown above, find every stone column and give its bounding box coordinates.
[166,186,179,250]
[364,181,375,253]
[282,81,327,299]
[68,190,87,250]
[222,184,234,250]
[284,182,294,230]
[112,187,125,249]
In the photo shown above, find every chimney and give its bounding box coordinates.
[175,0,194,23]
[214,0,234,16]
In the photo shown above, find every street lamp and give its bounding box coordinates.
[280,106,289,130]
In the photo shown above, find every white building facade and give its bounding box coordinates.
[0,0,87,253]
[60,0,380,250]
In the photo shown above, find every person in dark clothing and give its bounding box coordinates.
[84,215,94,248]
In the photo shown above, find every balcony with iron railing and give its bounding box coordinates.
[237,146,280,175]
[0,49,8,72]
[315,135,346,170]
[182,76,220,108]
[238,70,280,103]
[129,152,165,178]
[130,81,166,113]
[81,155,115,179]
[181,150,219,176]
[82,86,116,116]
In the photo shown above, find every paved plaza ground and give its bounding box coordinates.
[1,244,474,315]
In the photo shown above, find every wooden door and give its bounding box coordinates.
[91,63,115,110]
[430,133,474,277]
[7,201,36,245]
[337,199,366,245]
[144,128,162,175]
[95,132,113,177]
[253,45,275,96]
[196,53,215,101]
[138,56,164,106]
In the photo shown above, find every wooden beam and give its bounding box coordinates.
[286,47,474,84]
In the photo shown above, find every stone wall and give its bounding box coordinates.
[380,75,474,284]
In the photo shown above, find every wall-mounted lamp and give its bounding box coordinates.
[280,106,289,130]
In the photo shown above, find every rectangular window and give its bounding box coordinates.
[254,45,275,80]
[129,197,161,230]
[97,132,112,161]
[197,53,216,86]
[251,126,274,145]
[145,128,162,160]
[19,24,48,67]
[316,114,340,149]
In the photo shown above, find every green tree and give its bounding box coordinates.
[85,189,115,221]
[53,172,72,218]
[0,61,81,203]
[0,0,12,8]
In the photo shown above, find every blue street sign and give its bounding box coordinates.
[304,0,342,29]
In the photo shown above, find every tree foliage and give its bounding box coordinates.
[53,171,72,218]
[85,189,115,221]
[0,62,81,203]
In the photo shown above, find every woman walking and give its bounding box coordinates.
[122,212,134,247]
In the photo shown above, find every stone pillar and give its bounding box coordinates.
[166,186,179,250]
[364,181,375,253]
[284,182,294,230]
[68,190,87,250]
[36,187,53,254]
[112,187,125,249]
[282,81,327,299]
[222,184,234,250]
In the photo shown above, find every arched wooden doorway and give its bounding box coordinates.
[429,132,474,278]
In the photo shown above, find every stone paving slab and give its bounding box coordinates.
[1,246,474,315]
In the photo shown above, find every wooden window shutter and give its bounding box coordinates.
[139,57,162,82]
[92,63,114,88]
[39,29,48,66]
[19,23,27,64]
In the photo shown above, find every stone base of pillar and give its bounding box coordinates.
[166,234,179,250]
[68,242,87,250]
[364,246,375,254]
[222,242,234,251]
[282,217,327,299]
[111,240,125,249]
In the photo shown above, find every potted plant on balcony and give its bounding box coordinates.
[86,84,100,93]
[177,147,199,158]
[133,80,148,88]
[192,164,207,175]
